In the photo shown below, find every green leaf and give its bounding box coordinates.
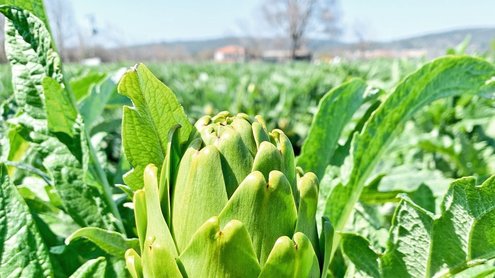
[42,132,118,231]
[219,170,297,265]
[0,164,54,277]
[43,80,121,231]
[341,234,380,278]
[0,0,49,26]
[43,77,78,138]
[409,183,435,213]
[329,100,382,167]
[118,64,194,190]
[79,76,117,129]
[70,71,107,101]
[325,56,495,259]
[179,217,261,278]
[2,5,62,123]
[2,3,122,232]
[66,227,139,258]
[319,217,334,278]
[6,126,29,175]
[298,79,368,179]
[69,257,106,278]
[342,176,495,277]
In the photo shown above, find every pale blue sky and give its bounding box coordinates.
[70,0,495,45]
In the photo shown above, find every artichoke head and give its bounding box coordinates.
[126,112,324,278]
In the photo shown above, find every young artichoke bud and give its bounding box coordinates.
[126,111,326,277]
[172,112,299,251]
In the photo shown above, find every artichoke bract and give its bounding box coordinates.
[126,112,329,278]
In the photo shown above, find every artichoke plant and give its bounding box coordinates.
[125,112,331,277]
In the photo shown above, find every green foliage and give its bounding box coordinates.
[118,64,194,190]
[0,164,53,277]
[342,176,495,277]
[2,0,495,277]
[298,78,370,179]
[68,257,107,278]
[325,56,495,260]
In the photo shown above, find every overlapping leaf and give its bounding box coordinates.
[342,176,495,277]
[325,56,495,259]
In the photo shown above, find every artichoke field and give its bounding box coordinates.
[3,2,495,275]
[125,112,331,277]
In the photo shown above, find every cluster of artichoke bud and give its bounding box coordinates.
[125,112,329,277]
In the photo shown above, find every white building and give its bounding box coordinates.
[214,45,246,62]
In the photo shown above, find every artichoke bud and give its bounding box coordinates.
[252,141,283,179]
[231,116,257,156]
[128,110,327,277]
[173,145,228,251]
[252,121,270,148]
[259,232,319,277]
[271,129,297,200]
[195,113,256,196]
[194,115,212,130]
[295,172,320,253]
[211,110,231,123]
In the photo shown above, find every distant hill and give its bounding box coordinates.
[372,28,495,55]
[111,28,495,61]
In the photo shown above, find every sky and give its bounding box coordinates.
[69,0,495,45]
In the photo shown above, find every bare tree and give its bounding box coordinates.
[262,0,341,59]
[44,0,79,61]
[353,20,370,57]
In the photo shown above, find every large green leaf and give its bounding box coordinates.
[325,56,495,258]
[298,79,368,179]
[2,5,122,232]
[0,164,53,277]
[342,176,495,277]
[118,64,194,190]
[2,5,62,125]
[179,217,261,277]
